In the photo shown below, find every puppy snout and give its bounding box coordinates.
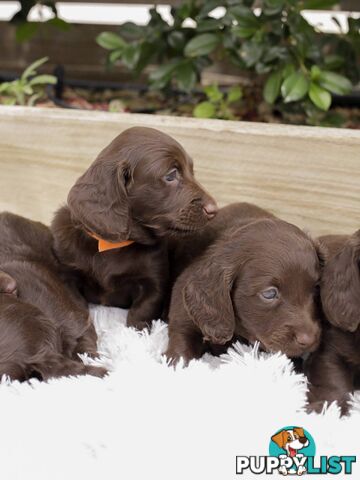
[299,437,308,445]
[203,202,218,219]
[295,332,316,348]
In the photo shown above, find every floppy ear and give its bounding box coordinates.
[271,431,287,449]
[293,427,305,438]
[67,160,130,241]
[182,234,241,345]
[321,231,360,332]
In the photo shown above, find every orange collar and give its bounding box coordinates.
[87,232,134,253]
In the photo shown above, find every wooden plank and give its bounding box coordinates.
[0,22,122,80]
[0,106,359,236]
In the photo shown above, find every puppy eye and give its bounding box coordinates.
[260,287,279,301]
[164,168,178,183]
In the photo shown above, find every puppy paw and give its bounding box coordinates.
[126,317,151,331]
[201,323,234,345]
[306,400,325,414]
[278,465,288,476]
[297,465,306,475]
[85,365,108,378]
[307,399,350,416]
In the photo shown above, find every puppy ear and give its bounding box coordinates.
[182,238,238,345]
[294,427,305,438]
[321,231,360,332]
[271,431,286,449]
[68,160,130,241]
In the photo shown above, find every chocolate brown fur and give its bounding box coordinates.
[166,203,322,364]
[306,231,360,415]
[0,213,105,381]
[52,127,217,330]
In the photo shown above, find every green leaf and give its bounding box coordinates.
[23,85,33,95]
[310,65,321,81]
[168,31,186,50]
[96,32,127,50]
[29,74,57,86]
[28,92,43,107]
[204,85,223,102]
[109,50,123,64]
[318,71,353,95]
[230,5,259,38]
[263,0,285,15]
[281,72,309,103]
[149,62,178,82]
[0,82,11,93]
[302,0,339,8]
[282,64,296,79]
[46,17,70,31]
[196,18,221,33]
[193,101,216,118]
[197,0,222,20]
[184,33,220,58]
[239,41,263,67]
[122,44,141,69]
[22,57,49,80]
[175,62,197,92]
[15,22,38,43]
[227,85,243,103]
[323,54,344,70]
[149,61,179,89]
[263,70,282,104]
[232,25,257,39]
[118,21,144,40]
[309,83,332,111]
[229,5,258,24]
[262,46,288,63]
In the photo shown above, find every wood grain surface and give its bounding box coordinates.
[0,106,359,236]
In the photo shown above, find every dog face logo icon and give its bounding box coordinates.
[272,427,309,458]
[269,426,315,476]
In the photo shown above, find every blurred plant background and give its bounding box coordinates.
[0,0,359,127]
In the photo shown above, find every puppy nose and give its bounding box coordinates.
[295,332,315,347]
[299,437,307,445]
[203,202,218,219]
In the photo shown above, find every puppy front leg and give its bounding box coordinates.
[75,321,99,358]
[37,355,107,380]
[166,325,205,366]
[126,279,165,330]
[306,347,354,415]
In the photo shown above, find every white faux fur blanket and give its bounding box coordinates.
[1,305,359,479]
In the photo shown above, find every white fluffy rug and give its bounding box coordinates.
[1,306,359,480]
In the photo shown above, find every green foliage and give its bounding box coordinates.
[0,57,57,106]
[96,3,228,92]
[95,1,358,121]
[194,84,243,119]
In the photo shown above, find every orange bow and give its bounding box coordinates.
[88,232,134,253]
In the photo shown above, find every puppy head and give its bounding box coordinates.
[67,127,217,243]
[183,219,322,357]
[320,231,360,332]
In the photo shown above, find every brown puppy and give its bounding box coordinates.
[52,127,217,330]
[0,213,105,381]
[306,231,360,415]
[166,205,322,364]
